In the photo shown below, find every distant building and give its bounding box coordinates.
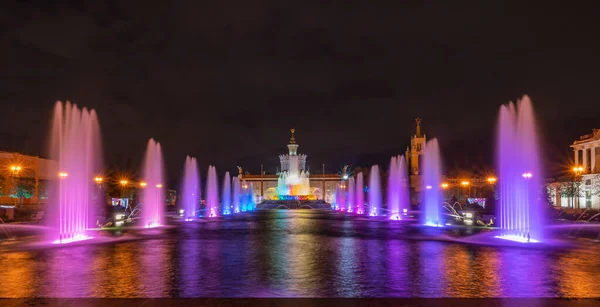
[0,152,59,206]
[548,129,600,209]
[239,129,343,203]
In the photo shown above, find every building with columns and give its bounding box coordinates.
[572,129,600,174]
[239,129,343,203]
[548,129,600,209]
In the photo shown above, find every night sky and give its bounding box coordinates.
[2,1,600,186]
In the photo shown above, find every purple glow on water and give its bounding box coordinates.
[206,166,219,217]
[368,165,381,216]
[222,172,231,215]
[182,156,200,220]
[421,139,442,226]
[141,139,165,228]
[232,177,241,213]
[48,101,102,243]
[347,177,355,213]
[496,95,544,242]
[355,173,364,214]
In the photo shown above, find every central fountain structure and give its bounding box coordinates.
[276,129,311,199]
[48,101,102,243]
[496,95,543,243]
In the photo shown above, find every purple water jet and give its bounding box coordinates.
[232,177,241,213]
[48,101,102,243]
[181,156,199,221]
[398,155,410,217]
[206,166,219,217]
[355,173,365,214]
[222,172,231,215]
[421,139,442,226]
[368,165,382,216]
[141,139,165,228]
[347,177,355,213]
[387,156,400,219]
[496,95,543,242]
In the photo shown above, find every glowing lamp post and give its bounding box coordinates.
[572,166,584,209]
[461,181,470,200]
[94,176,103,200]
[139,182,147,188]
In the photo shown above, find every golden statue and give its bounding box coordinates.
[290,128,296,144]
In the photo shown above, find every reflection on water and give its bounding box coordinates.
[0,210,599,298]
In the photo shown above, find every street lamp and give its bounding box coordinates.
[441,183,449,189]
[58,172,68,179]
[139,182,147,188]
[461,181,470,200]
[10,165,21,175]
[94,177,103,201]
[572,166,584,209]
[487,177,497,184]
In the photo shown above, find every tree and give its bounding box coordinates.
[11,179,35,209]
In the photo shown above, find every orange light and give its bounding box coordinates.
[58,172,68,178]
[139,182,147,188]
[441,183,449,189]
[487,177,497,184]
[156,184,163,188]
[461,181,469,186]
[94,177,103,184]
[120,180,128,186]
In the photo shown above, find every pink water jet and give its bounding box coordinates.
[141,139,165,228]
[48,101,102,244]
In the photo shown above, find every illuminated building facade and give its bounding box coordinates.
[239,129,343,203]
[548,129,600,209]
[0,151,58,206]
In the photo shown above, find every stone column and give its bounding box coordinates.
[575,149,579,166]
[591,147,596,173]
[583,148,588,172]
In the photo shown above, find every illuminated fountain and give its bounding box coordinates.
[347,177,355,213]
[48,101,102,244]
[222,172,231,215]
[355,173,365,214]
[206,166,219,217]
[496,95,543,243]
[182,156,199,221]
[333,186,341,210]
[368,165,382,216]
[241,180,249,211]
[274,129,312,199]
[398,155,410,218]
[421,139,442,227]
[339,182,347,211]
[387,156,400,219]
[141,139,165,228]
[248,182,256,210]
[232,177,241,213]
